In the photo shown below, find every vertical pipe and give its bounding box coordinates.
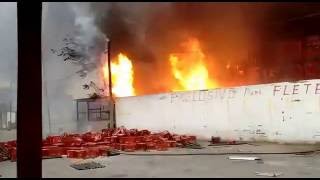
[107,40,112,98]
[106,39,116,128]
[101,42,107,93]
[9,81,12,130]
[44,81,51,135]
[87,101,90,121]
[76,100,79,121]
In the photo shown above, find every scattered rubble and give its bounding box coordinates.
[210,136,221,144]
[70,161,106,170]
[0,127,197,161]
[208,136,247,146]
[179,142,204,149]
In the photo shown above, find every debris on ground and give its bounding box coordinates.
[70,161,106,170]
[246,143,261,146]
[294,150,320,156]
[107,150,121,156]
[210,136,221,143]
[208,142,247,146]
[255,171,283,177]
[0,126,198,161]
[208,136,247,146]
[179,142,204,149]
[228,156,261,160]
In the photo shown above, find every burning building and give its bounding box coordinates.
[42,2,320,142]
[3,2,320,178]
[91,3,320,143]
[85,3,320,98]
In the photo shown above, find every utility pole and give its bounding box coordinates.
[107,39,112,98]
[9,79,13,130]
[102,38,115,127]
[106,39,116,128]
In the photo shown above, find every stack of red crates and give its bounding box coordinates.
[0,127,197,160]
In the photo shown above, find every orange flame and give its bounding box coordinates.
[103,53,135,97]
[169,38,218,91]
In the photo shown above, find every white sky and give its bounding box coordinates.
[0,2,16,108]
[0,2,17,90]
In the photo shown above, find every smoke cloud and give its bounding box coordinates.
[50,2,320,95]
[39,2,320,136]
[86,3,320,94]
[82,3,274,94]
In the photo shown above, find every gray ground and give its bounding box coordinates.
[1,142,320,178]
[0,130,16,142]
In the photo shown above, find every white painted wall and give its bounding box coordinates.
[116,79,320,143]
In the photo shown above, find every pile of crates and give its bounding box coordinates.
[0,127,197,161]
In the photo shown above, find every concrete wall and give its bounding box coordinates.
[116,79,320,143]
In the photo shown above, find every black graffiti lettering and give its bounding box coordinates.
[228,89,236,99]
[292,84,299,95]
[219,89,226,99]
[192,91,198,101]
[304,83,311,94]
[244,88,250,96]
[283,85,290,95]
[199,91,207,101]
[207,91,213,100]
[315,83,320,94]
[273,85,281,96]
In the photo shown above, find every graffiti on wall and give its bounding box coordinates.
[169,86,263,103]
[273,82,320,96]
[170,89,238,103]
[168,80,320,103]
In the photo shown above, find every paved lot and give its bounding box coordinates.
[1,142,320,178]
[0,130,16,142]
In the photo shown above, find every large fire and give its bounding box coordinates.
[102,38,219,97]
[103,53,135,97]
[169,38,218,91]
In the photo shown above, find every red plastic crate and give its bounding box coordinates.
[119,136,137,144]
[61,136,83,147]
[146,142,156,150]
[166,140,177,147]
[83,142,98,147]
[0,127,197,160]
[10,147,16,161]
[46,136,62,145]
[123,143,136,151]
[136,143,147,151]
[66,149,87,159]
[42,146,64,157]
[102,137,111,144]
[96,141,110,146]
[63,147,83,155]
[85,147,102,158]
[82,132,102,142]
